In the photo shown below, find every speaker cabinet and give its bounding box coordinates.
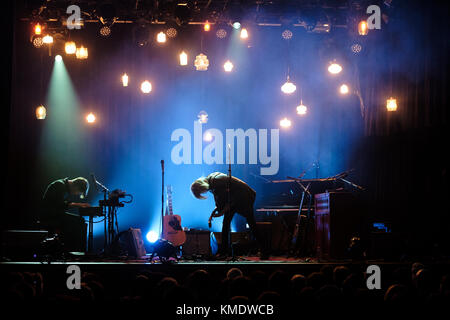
[183,229,211,256]
[121,228,146,258]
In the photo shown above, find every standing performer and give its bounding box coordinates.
[191,172,268,259]
[40,177,90,252]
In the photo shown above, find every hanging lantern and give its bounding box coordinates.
[34,23,42,35]
[358,20,369,36]
[122,73,129,87]
[76,46,88,59]
[42,35,53,44]
[386,97,397,112]
[65,41,76,54]
[36,105,46,119]
[194,53,209,71]
[296,102,307,115]
[281,76,296,94]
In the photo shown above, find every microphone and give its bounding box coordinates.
[161,160,164,172]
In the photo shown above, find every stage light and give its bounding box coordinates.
[157,32,167,43]
[194,53,209,71]
[280,117,292,128]
[166,27,177,38]
[328,62,342,74]
[216,29,227,39]
[223,60,234,72]
[33,36,43,48]
[204,21,211,32]
[281,77,296,94]
[122,73,129,87]
[35,105,46,120]
[296,103,307,115]
[141,80,152,93]
[76,46,88,59]
[282,29,293,40]
[358,20,369,36]
[99,25,112,37]
[42,35,53,44]
[340,84,349,94]
[86,112,96,123]
[55,55,62,62]
[198,110,208,124]
[386,97,397,111]
[232,22,241,29]
[204,131,213,142]
[34,23,42,35]
[240,28,248,39]
[179,51,188,66]
[146,231,158,243]
[65,41,76,54]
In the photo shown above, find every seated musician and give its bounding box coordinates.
[191,172,269,259]
[40,177,91,252]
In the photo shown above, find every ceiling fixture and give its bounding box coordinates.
[281,76,296,94]
[76,46,88,59]
[65,41,76,54]
[141,80,152,93]
[240,28,248,39]
[358,20,369,36]
[179,51,188,66]
[280,117,292,128]
[386,97,397,111]
[35,105,46,120]
[328,62,342,74]
[42,35,53,44]
[223,60,234,72]
[156,31,167,43]
[122,73,129,87]
[282,29,293,40]
[194,53,209,71]
[340,84,350,95]
[296,102,307,115]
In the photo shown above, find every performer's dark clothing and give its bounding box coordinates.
[41,178,86,251]
[206,172,265,255]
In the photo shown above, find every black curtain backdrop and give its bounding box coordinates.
[352,1,450,254]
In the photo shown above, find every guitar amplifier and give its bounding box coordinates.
[121,228,146,258]
[182,229,211,256]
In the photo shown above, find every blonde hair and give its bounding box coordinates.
[191,177,210,199]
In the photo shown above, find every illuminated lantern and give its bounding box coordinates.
[194,53,209,71]
[122,73,129,87]
[280,117,292,128]
[42,35,53,44]
[296,102,307,115]
[358,20,369,36]
[36,105,46,119]
[65,41,76,54]
[179,51,188,66]
[34,23,42,35]
[281,76,296,94]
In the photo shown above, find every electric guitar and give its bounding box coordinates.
[162,185,186,246]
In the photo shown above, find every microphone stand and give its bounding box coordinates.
[226,145,237,260]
